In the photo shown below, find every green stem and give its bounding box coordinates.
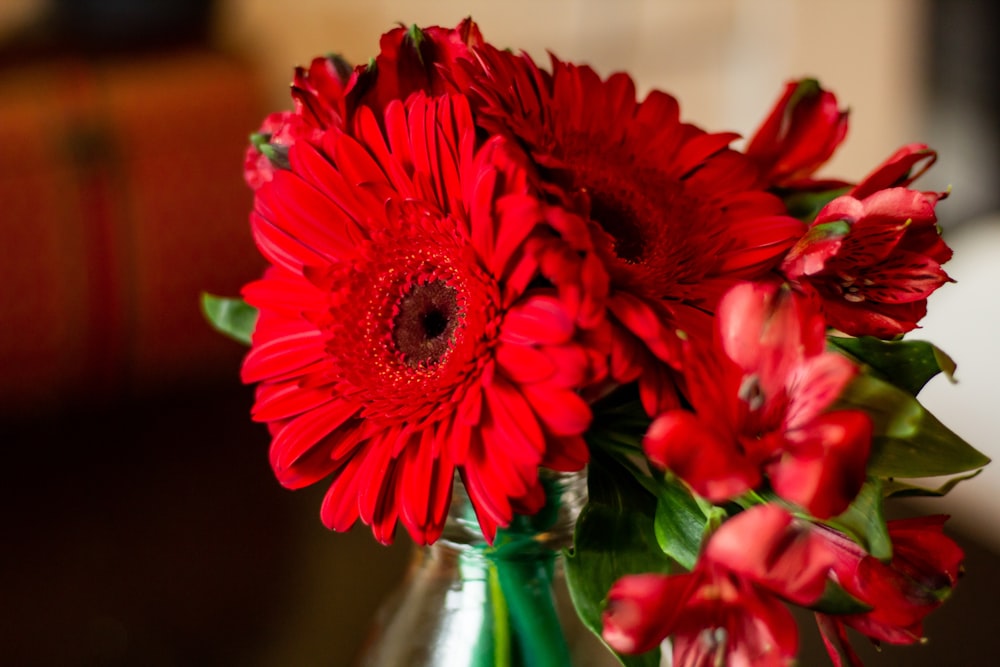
[488,563,512,667]
[462,473,581,667]
[493,551,572,667]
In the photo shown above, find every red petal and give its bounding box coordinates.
[241,329,326,383]
[704,504,834,605]
[521,383,592,436]
[399,426,454,545]
[500,294,575,345]
[252,380,334,422]
[784,353,858,430]
[770,409,872,518]
[319,454,365,532]
[603,573,695,655]
[269,399,361,486]
[495,342,556,384]
[643,410,758,502]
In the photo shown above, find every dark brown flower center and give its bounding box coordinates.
[392,279,461,366]
[590,189,650,263]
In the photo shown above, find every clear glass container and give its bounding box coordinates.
[355,470,623,667]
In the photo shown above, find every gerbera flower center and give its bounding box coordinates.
[590,189,650,264]
[392,279,461,366]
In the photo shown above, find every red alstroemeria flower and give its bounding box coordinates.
[850,143,940,200]
[245,19,484,191]
[244,54,353,189]
[242,93,605,545]
[644,281,871,517]
[781,187,953,338]
[816,515,964,666]
[746,78,849,190]
[466,46,805,413]
[348,19,484,117]
[603,505,836,665]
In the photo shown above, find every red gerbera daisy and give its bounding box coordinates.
[466,47,805,413]
[242,93,603,545]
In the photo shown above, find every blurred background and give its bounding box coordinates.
[1,0,997,665]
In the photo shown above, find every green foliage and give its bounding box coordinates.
[824,478,892,560]
[836,374,990,479]
[564,451,671,667]
[653,475,723,571]
[810,580,873,615]
[882,470,983,499]
[828,335,956,396]
[200,293,257,345]
[780,187,851,222]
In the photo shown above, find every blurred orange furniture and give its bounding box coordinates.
[0,49,267,416]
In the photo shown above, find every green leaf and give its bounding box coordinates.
[565,452,671,667]
[200,293,257,345]
[823,478,891,560]
[827,335,956,395]
[653,475,718,571]
[810,579,873,615]
[836,374,990,478]
[780,186,851,223]
[324,52,354,83]
[883,469,983,498]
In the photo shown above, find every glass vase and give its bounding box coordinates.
[355,470,622,667]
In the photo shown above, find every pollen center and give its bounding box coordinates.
[590,190,649,263]
[392,279,461,366]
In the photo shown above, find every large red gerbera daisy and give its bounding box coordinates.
[242,93,602,545]
[465,47,805,413]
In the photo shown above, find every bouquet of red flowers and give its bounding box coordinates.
[204,19,989,667]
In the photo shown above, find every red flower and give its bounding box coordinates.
[603,505,835,665]
[746,79,849,190]
[850,143,939,200]
[467,47,804,413]
[643,281,871,517]
[244,55,353,189]
[348,19,484,117]
[816,516,964,665]
[242,93,604,545]
[244,20,484,191]
[781,187,953,337]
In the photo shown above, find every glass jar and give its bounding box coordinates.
[355,470,622,667]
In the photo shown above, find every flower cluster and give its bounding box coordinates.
[206,19,988,667]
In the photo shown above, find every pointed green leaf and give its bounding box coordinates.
[565,452,671,667]
[823,478,891,560]
[828,335,956,395]
[201,293,257,345]
[249,131,272,151]
[405,24,427,65]
[324,52,354,83]
[836,374,990,478]
[258,142,290,171]
[882,469,983,498]
[653,475,717,571]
